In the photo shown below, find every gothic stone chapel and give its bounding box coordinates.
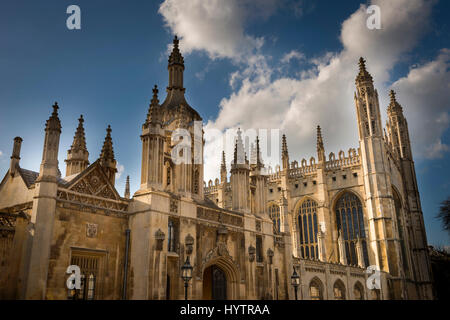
[0,37,433,300]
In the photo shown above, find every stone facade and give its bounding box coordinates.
[0,38,433,300]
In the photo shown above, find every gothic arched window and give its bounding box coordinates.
[297,198,318,259]
[269,204,281,233]
[353,282,364,300]
[333,280,346,300]
[309,278,323,300]
[335,192,369,266]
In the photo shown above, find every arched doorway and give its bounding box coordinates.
[203,265,227,300]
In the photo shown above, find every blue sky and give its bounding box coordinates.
[0,0,449,247]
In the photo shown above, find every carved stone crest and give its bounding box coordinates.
[86,223,98,238]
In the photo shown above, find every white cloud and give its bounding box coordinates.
[160,0,444,181]
[280,50,305,64]
[116,163,125,179]
[392,48,450,159]
[159,0,267,61]
[0,150,3,158]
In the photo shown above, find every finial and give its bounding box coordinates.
[317,125,324,147]
[151,84,159,105]
[52,102,59,115]
[221,151,226,167]
[70,114,88,152]
[282,134,288,154]
[387,89,403,114]
[100,125,116,165]
[389,89,396,102]
[124,175,130,199]
[173,35,179,46]
[256,136,262,166]
[356,57,373,84]
[358,57,366,70]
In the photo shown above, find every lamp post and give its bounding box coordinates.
[291,266,300,300]
[181,256,193,300]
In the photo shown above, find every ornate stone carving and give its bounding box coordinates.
[185,233,194,255]
[69,167,118,200]
[256,220,261,232]
[274,235,284,248]
[170,199,178,213]
[197,207,243,227]
[267,248,274,264]
[86,223,98,238]
[248,245,256,262]
[199,242,240,279]
[155,228,165,251]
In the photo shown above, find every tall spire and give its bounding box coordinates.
[387,90,403,114]
[25,102,62,299]
[100,125,115,162]
[317,125,325,163]
[167,35,185,90]
[124,175,130,199]
[37,102,62,182]
[145,85,161,126]
[233,128,246,165]
[65,115,89,176]
[356,57,373,84]
[354,57,381,138]
[282,134,288,156]
[168,35,184,67]
[100,125,117,184]
[255,136,263,168]
[73,115,88,150]
[46,102,62,133]
[220,151,227,183]
[281,134,289,170]
[316,125,324,151]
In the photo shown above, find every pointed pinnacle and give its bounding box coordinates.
[356,57,373,83]
[358,57,366,72]
[71,114,87,151]
[389,90,396,102]
[100,125,115,162]
[256,136,262,166]
[52,102,59,115]
[388,89,403,114]
[221,151,226,168]
[125,175,130,198]
[46,101,62,132]
[169,35,184,67]
[282,134,288,154]
[151,85,159,105]
[317,125,324,150]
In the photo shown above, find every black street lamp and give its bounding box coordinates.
[291,266,300,300]
[181,256,193,300]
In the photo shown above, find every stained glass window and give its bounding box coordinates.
[297,199,318,259]
[335,192,369,266]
